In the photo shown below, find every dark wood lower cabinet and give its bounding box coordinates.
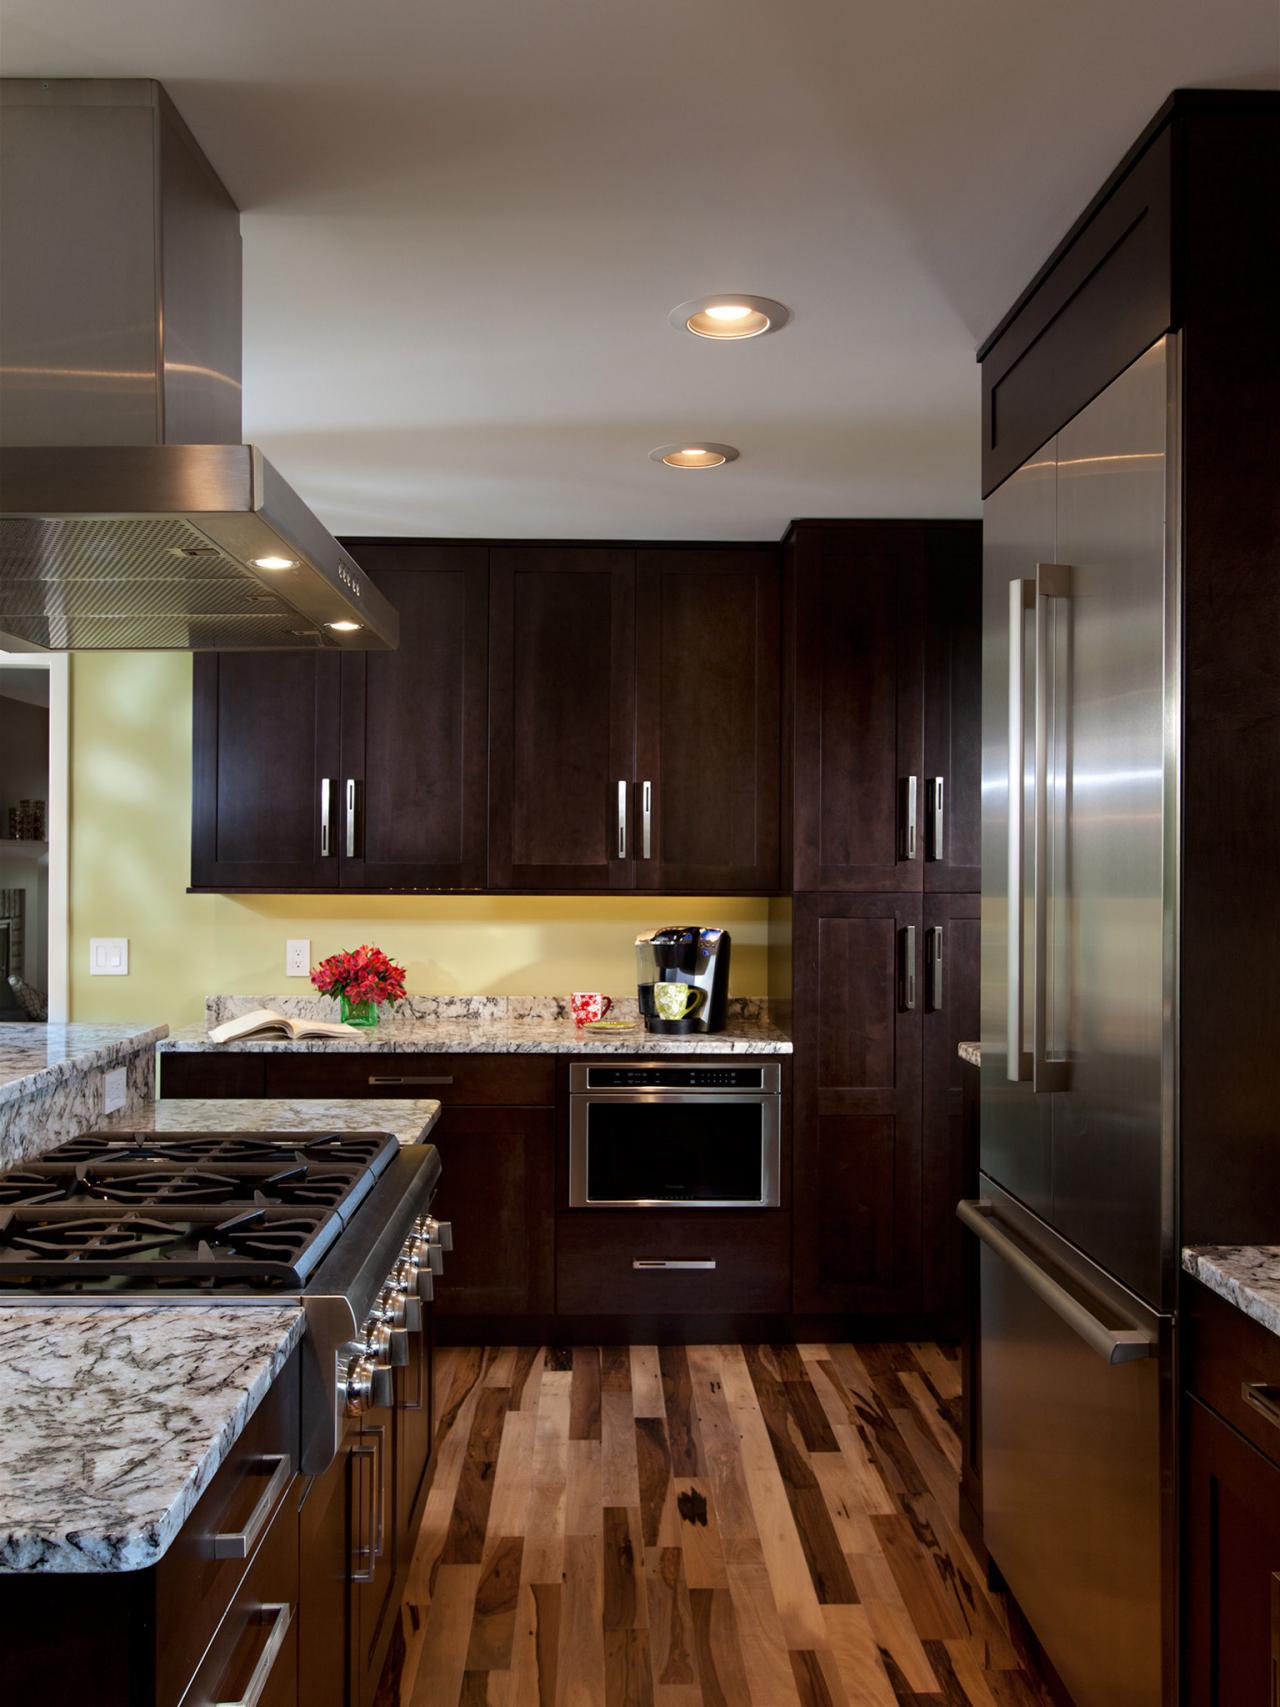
[921,893,980,1327]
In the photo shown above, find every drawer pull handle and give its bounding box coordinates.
[1243,1382,1280,1434]
[632,1259,717,1270]
[211,1454,291,1561]
[367,1075,455,1086]
[213,1601,292,1707]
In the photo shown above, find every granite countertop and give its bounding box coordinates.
[1183,1246,1280,1341]
[0,1023,169,1108]
[958,1041,981,1067]
[160,994,791,1056]
[95,1095,441,1147]
[0,1306,304,1572]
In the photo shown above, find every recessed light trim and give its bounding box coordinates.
[669,295,791,341]
[326,619,362,632]
[648,442,740,471]
[251,554,298,570]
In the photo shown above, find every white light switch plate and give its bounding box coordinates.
[286,938,311,978]
[102,1066,127,1114]
[89,937,129,976]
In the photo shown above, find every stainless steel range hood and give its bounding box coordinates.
[0,79,398,651]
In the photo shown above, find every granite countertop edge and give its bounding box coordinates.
[0,1307,305,1574]
[0,1024,170,1109]
[1183,1245,1280,1342]
[158,1021,792,1056]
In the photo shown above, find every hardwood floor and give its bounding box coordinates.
[385,1343,1053,1706]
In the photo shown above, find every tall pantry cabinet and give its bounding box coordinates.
[778,521,982,1326]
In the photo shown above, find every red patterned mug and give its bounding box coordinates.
[571,992,613,1027]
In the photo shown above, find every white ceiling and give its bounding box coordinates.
[3,0,1277,540]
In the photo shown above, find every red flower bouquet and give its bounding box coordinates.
[311,944,407,1027]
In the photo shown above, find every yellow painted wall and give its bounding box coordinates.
[69,653,770,1028]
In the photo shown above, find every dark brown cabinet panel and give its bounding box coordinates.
[790,525,925,892]
[634,548,780,891]
[341,545,489,889]
[488,547,637,889]
[921,894,980,1322]
[557,1209,790,1315]
[922,537,982,893]
[791,892,923,1314]
[192,650,341,889]
[1185,1395,1280,1707]
[430,1105,556,1317]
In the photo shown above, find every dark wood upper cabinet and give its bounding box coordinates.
[192,649,341,889]
[634,548,780,892]
[788,521,979,895]
[791,890,923,1315]
[488,547,637,890]
[341,544,489,889]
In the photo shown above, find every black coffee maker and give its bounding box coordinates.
[635,926,731,1034]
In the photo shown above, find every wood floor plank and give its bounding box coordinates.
[408,1563,483,1706]
[821,1604,898,1707]
[603,1390,643,1508]
[637,1415,673,1548]
[604,1505,647,1632]
[646,1544,700,1692]
[603,1345,633,1393]
[871,1512,969,1641]
[510,1345,544,1412]
[556,1531,605,1706]
[486,1410,538,1542]
[787,1651,837,1707]
[466,1536,525,1671]
[570,1347,603,1442]
[506,1580,561,1707]
[688,1586,753,1707]
[544,1346,573,1373]
[443,1387,512,1565]
[686,1346,759,1544]
[660,1345,705,1476]
[632,1346,667,1418]
[606,1628,655,1707]
[899,1369,963,1475]
[720,1534,805,1707]
[565,1437,604,1537]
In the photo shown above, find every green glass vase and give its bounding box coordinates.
[339,994,379,1028]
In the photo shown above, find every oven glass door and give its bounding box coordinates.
[570,1093,780,1207]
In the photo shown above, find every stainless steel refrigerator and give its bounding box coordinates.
[964,334,1177,1707]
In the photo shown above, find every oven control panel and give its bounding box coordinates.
[575,1063,779,1091]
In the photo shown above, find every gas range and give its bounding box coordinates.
[0,1128,447,1471]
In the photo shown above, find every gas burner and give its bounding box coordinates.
[202,1209,324,1263]
[0,1171,72,1206]
[6,1214,184,1260]
[84,1169,243,1206]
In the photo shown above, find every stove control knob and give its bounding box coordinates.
[421,1215,454,1252]
[423,1242,444,1275]
[362,1316,392,1365]
[344,1354,375,1416]
[388,1326,411,1367]
[417,1266,435,1303]
[401,1294,423,1333]
[387,1272,423,1334]
[369,1363,394,1408]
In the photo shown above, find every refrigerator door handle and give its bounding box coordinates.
[1033,563,1071,1093]
[1007,579,1034,1082]
[957,1198,1154,1364]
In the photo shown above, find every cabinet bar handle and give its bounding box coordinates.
[345,778,358,859]
[350,1440,377,1582]
[900,924,916,1011]
[632,1259,717,1270]
[642,780,652,859]
[927,924,944,1011]
[617,780,628,859]
[927,776,944,860]
[213,1601,293,1707]
[1243,1382,1280,1434]
[367,1074,454,1085]
[211,1454,291,1560]
[901,775,918,859]
[320,778,333,857]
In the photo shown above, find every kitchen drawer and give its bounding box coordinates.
[156,1350,300,1707]
[1185,1277,1280,1471]
[556,1211,790,1315]
[179,1471,301,1707]
[262,1051,555,1106]
[161,1053,268,1098]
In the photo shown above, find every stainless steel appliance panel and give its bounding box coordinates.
[980,440,1056,1215]
[970,1177,1167,1707]
[1052,338,1172,1307]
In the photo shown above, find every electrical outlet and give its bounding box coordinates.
[89,938,129,976]
[286,939,311,978]
[102,1066,127,1114]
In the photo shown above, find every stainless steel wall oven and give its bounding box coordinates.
[568,1061,781,1207]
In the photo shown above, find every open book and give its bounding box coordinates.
[207,1008,362,1044]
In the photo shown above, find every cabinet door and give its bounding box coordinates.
[352,1400,398,1707]
[430,1105,556,1317]
[298,1427,355,1707]
[921,893,980,1322]
[791,526,925,891]
[1185,1395,1280,1706]
[792,892,923,1314]
[634,548,780,891]
[192,651,341,888]
[489,547,636,888]
[341,545,488,889]
[922,526,982,892]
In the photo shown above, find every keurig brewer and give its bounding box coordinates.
[635,926,731,1034]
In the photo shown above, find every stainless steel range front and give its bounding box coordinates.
[0,1129,450,1471]
[568,1061,781,1207]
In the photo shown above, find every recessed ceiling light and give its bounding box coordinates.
[252,555,297,570]
[326,619,362,632]
[648,443,740,470]
[669,295,791,341]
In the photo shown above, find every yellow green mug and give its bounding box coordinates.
[653,983,703,1021]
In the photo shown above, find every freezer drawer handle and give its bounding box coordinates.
[1007,579,1034,1081]
[956,1199,1154,1365]
[632,1259,716,1270]
[1243,1382,1280,1435]
[1032,563,1071,1093]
